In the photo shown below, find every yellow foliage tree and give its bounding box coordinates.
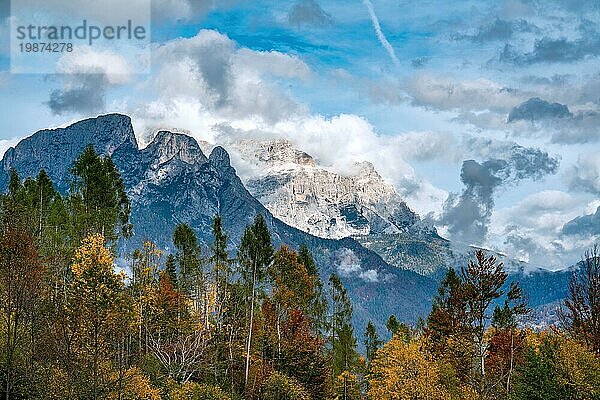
[557,336,600,399]
[368,335,473,400]
[68,234,135,399]
[109,367,161,400]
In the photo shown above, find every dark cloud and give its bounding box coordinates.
[440,159,506,243]
[440,145,560,244]
[411,57,429,69]
[457,18,538,42]
[507,98,600,144]
[562,206,600,236]
[46,74,108,115]
[500,35,600,65]
[507,145,561,180]
[288,0,332,28]
[508,97,572,122]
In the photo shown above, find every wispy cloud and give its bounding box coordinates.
[362,0,400,67]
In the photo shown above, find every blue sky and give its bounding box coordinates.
[0,0,599,268]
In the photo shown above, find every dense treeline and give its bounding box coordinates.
[0,145,598,400]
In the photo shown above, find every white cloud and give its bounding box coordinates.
[335,248,363,275]
[234,49,311,80]
[565,152,600,194]
[148,30,309,123]
[335,248,381,282]
[359,269,380,282]
[406,74,527,113]
[57,47,133,83]
[490,190,594,267]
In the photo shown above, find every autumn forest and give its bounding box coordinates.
[1,146,599,400]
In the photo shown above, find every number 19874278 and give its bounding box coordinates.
[19,42,73,52]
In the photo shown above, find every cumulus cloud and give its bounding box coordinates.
[566,152,600,194]
[439,145,560,244]
[507,97,573,122]
[56,48,134,78]
[288,0,332,28]
[491,190,593,267]
[406,74,527,113]
[148,30,310,123]
[395,131,462,163]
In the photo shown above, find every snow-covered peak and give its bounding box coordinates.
[229,138,431,239]
[234,138,316,169]
[145,130,207,166]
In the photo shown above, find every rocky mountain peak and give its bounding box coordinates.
[231,138,426,239]
[209,146,231,168]
[0,113,137,192]
[235,139,316,168]
[352,161,379,179]
[145,130,207,166]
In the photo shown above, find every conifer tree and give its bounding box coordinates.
[210,214,231,327]
[328,274,360,399]
[386,314,400,336]
[237,214,273,389]
[364,321,382,367]
[173,223,204,316]
[298,244,328,337]
[69,145,131,243]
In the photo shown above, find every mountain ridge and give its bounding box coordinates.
[0,113,440,336]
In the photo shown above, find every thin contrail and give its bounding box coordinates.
[362,0,400,67]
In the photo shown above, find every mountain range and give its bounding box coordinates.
[0,114,573,335]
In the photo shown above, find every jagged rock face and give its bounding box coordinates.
[0,114,568,333]
[0,114,137,192]
[232,139,428,239]
[0,114,442,335]
[0,115,268,249]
